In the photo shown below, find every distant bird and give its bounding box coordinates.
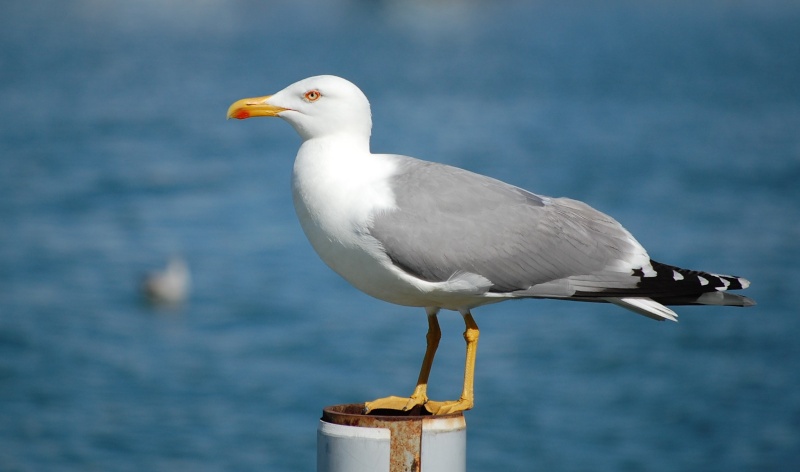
[227,75,754,415]
[142,256,190,306]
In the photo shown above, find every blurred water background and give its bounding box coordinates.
[1,0,799,470]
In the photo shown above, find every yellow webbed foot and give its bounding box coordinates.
[364,393,428,414]
[424,397,473,415]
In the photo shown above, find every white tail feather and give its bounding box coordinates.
[606,297,679,322]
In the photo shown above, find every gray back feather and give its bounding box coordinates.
[368,156,643,292]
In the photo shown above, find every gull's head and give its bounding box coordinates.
[227,75,372,141]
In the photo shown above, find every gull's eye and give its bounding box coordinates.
[304,90,321,102]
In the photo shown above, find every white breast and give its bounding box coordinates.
[291,137,427,305]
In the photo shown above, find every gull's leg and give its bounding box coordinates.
[365,308,441,413]
[425,310,479,415]
[404,308,441,408]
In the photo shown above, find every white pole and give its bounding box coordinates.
[318,403,466,472]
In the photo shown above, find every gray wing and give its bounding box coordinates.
[369,156,646,295]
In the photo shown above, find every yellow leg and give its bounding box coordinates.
[365,309,441,413]
[425,311,479,415]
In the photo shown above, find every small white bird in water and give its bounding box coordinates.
[142,256,190,306]
[228,75,754,415]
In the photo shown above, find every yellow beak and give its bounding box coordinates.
[227,95,288,120]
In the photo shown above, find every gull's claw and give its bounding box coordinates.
[364,394,427,414]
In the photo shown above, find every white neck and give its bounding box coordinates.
[292,134,396,240]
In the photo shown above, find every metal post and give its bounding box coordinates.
[318,403,466,472]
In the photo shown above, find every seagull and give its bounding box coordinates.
[142,256,190,306]
[227,75,754,415]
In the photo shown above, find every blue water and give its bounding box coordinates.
[1,1,799,470]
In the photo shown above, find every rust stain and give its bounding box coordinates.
[322,403,463,472]
[385,418,421,472]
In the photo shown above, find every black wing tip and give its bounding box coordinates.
[646,260,752,294]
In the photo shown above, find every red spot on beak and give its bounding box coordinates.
[232,109,250,120]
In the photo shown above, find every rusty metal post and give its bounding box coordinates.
[318,403,466,472]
